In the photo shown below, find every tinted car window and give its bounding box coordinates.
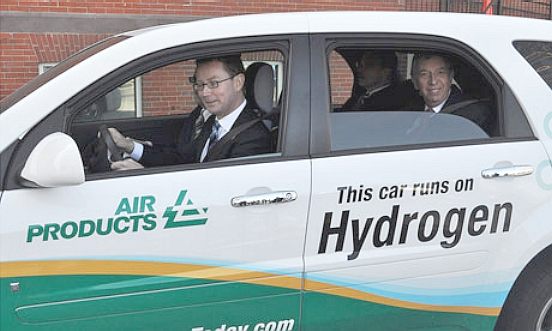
[330,111,488,151]
[513,41,552,89]
[328,48,498,152]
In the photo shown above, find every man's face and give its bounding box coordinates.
[414,56,453,108]
[356,53,388,90]
[194,60,244,119]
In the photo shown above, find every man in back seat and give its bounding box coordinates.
[342,50,415,111]
[411,52,495,135]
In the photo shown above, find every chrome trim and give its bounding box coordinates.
[231,191,297,207]
[481,165,534,179]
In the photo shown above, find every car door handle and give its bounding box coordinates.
[231,191,297,207]
[481,165,534,179]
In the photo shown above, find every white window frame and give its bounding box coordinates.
[38,63,58,75]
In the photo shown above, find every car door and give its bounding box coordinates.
[302,35,552,330]
[0,36,311,331]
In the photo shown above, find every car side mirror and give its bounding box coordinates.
[20,132,85,188]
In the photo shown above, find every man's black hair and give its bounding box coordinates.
[195,54,245,77]
[357,50,399,82]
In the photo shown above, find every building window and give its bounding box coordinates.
[38,63,58,75]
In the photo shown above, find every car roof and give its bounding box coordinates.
[119,11,551,42]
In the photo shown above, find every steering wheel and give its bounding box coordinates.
[99,125,124,162]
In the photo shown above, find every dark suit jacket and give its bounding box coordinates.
[405,85,495,136]
[140,104,271,166]
[441,86,495,136]
[138,106,200,167]
[342,80,418,111]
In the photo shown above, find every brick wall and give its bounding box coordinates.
[0,1,406,101]
[1,32,109,99]
[142,62,195,116]
[0,1,404,15]
[330,52,354,105]
[1,0,550,101]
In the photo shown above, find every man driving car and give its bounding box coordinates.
[108,54,272,170]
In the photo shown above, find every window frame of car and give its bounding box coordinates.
[309,33,535,158]
[1,34,311,190]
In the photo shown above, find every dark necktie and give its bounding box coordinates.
[208,121,221,150]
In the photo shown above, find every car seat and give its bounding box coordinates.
[244,62,279,150]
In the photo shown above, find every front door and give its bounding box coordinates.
[0,36,311,331]
[1,160,309,330]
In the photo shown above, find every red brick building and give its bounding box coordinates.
[1,0,550,100]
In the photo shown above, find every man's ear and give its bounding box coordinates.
[234,73,245,91]
[412,76,419,90]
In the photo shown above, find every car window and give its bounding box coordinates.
[327,47,500,152]
[68,49,285,174]
[513,41,552,90]
[74,50,284,122]
[73,60,197,122]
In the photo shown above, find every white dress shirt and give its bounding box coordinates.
[424,90,451,113]
[199,99,246,162]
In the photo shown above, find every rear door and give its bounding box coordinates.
[0,36,311,331]
[302,34,552,331]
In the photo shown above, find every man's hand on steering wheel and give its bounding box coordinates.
[97,127,148,170]
[107,127,135,154]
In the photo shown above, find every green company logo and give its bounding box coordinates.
[164,190,209,228]
[26,190,208,243]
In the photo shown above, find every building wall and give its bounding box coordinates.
[1,0,550,101]
[0,32,111,100]
[0,0,404,15]
[0,1,404,101]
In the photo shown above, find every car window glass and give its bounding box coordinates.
[513,41,552,90]
[328,48,499,152]
[74,60,198,122]
[74,51,284,122]
[329,51,354,110]
[330,111,488,151]
[69,49,285,174]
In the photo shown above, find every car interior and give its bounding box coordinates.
[328,48,498,151]
[69,54,282,174]
[332,49,496,113]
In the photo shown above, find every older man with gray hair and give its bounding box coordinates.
[411,52,494,135]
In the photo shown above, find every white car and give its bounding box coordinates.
[1,11,552,331]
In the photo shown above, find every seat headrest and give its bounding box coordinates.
[105,88,122,112]
[245,62,275,115]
